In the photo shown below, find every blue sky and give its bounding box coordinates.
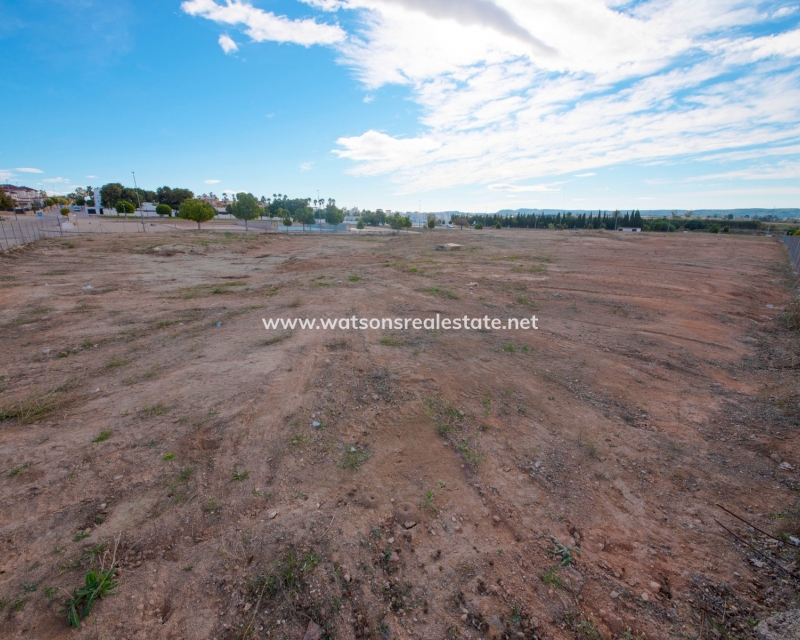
[1,0,799,212]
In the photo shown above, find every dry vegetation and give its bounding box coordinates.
[0,229,798,640]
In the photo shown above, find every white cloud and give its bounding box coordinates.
[773,6,798,18]
[488,182,562,192]
[687,160,800,182]
[16,167,44,173]
[204,179,221,184]
[299,162,314,171]
[300,0,345,9]
[0,170,14,181]
[328,0,800,192]
[363,95,374,103]
[86,175,99,179]
[574,172,596,177]
[334,130,440,175]
[182,0,346,46]
[42,177,70,184]
[183,0,800,195]
[218,34,239,54]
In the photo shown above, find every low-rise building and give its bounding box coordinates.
[0,184,44,208]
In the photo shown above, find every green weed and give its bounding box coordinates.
[59,567,118,627]
[341,446,370,470]
[92,430,112,443]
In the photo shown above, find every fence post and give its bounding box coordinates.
[1,220,8,249]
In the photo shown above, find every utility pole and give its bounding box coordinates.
[132,172,145,232]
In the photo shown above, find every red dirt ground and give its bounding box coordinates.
[0,229,798,640]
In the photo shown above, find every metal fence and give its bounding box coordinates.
[783,235,800,273]
[0,216,63,250]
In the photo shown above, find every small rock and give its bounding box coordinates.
[323,359,330,365]
[534,461,541,468]
[641,592,650,602]
[404,521,417,529]
[243,603,251,612]
[267,510,278,520]
[372,394,379,401]
[610,591,619,599]
[114,475,123,480]
[573,531,581,541]
[389,552,400,563]
[649,581,662,593]
[770,453,782,464]
[303,620,324,640]
[492,515,501,523]
[779,461,794,470]
[312,421,321,428]
[387,537,394,544]
[343,573,351,583]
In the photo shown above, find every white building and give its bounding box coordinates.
[1,184,43,208]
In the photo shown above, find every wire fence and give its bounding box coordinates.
[0,216,63,250]
[784,235,800,273]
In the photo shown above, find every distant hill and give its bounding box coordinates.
[490,208,800,219]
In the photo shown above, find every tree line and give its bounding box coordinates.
[176,193,348,230]
[97,184,195,211]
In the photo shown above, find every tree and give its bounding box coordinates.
[356,219,365,230]
[402,216,412,232]
[324,203,345,226]
[179,198,216,230]
[155,203,172,217]
[294,206,315,231]
[427,215,436,229]
[100,183,125,211]
[156,186,194,209]
[0,188,15,210]
[388,214,404,230]
[452,216,466,229]
[494,221,502,229]
[282,215,292,232]
[229,192,261,230]
[475,222,484,230]
[116,200,135,216]
[60,207,70,216]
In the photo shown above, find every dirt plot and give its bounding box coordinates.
[0,230,799,640]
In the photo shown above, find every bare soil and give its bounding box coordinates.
[1,229,799,640]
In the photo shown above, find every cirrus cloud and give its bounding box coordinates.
[182,0,346,46]
[184,0,800,196]
[16,167,43,173]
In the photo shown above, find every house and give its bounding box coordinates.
[619,227,642,233]
[0,184,43,208]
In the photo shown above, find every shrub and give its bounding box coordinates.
[115,200,135,215]
[495,221,501,229]
[475,222,484,230]
[709,224,719,233]
[60,208,70,216]
[722,226,729,233]
[356,219,364,230]
[155,203,172,217]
